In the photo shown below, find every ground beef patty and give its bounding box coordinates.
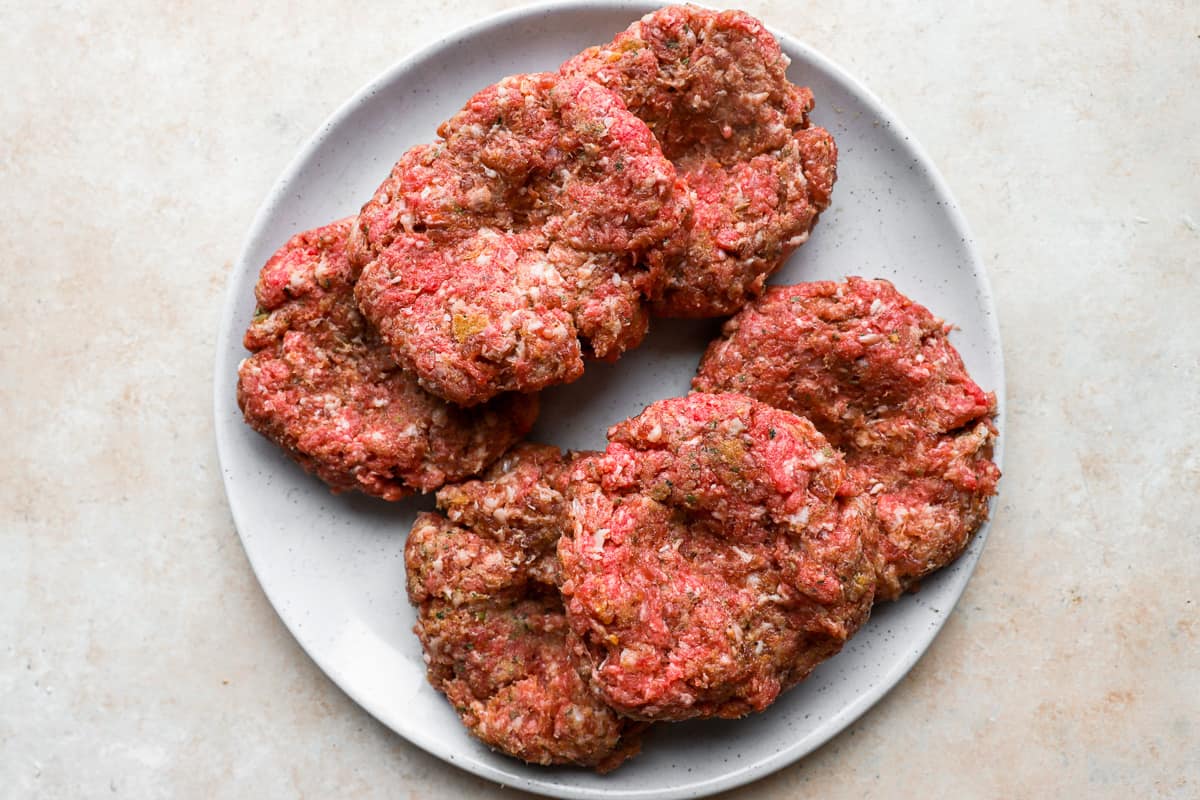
[353,73,690,406]
[693,278,1000,600]
[563,6,837,317]
[236,219,538,500]
[405,444,644,771]
[559,394,876,721]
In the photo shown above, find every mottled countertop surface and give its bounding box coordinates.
[3,2,1197,797]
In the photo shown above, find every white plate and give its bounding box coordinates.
[213,2,1005,797]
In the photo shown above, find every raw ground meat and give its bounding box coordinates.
[405,444,644,771]
[563,6,837,317]
[559,393,876,721]
[353,72,690,405]
[236,219,537,499]
[692,278,1000,599]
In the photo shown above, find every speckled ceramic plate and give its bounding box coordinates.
[214,2,1005,797]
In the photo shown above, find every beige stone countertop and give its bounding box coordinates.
[3,1,1197,797]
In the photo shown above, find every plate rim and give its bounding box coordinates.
[213,2,1006,797]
